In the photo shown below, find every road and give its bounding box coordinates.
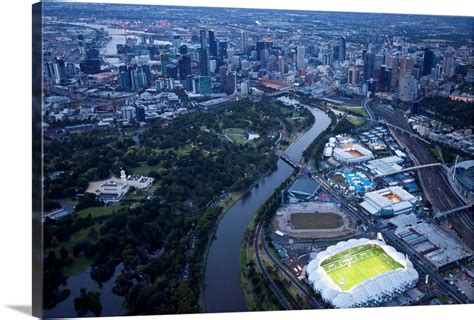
[257,221,321,309]
[254,222,291,310]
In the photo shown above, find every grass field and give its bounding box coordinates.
[290,212,343,229]
[322,245,402,291]
[223,128,247,144]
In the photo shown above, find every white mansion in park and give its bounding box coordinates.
[94,170,154,203]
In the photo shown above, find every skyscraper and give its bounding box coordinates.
[363,52,375,81]
[378,65,391,92]
[160,53,170,76]
[442,54,455,78]
[178,54,191,80]
[422,48,434,76]
[297,45,305,70]
[399,56,414,77]
[240,30,248,55]
[200,29,210,76]
[218,41,228,59]
[338,36,346,62]
[348,67,360,85]
[208,29,217,57]
[388,56,399,89]
[256,40,273,60]
[399,75,418,102]
[278,56,286,74]
[225,71,237,94]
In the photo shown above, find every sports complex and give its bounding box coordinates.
[307,238,418,308]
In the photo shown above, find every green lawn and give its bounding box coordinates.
[223,128,247,144]
[332,105,367,117]
[76,203,120,219]
[322,246,402,291]
[125,184,158,201]
[133,162,162,176]
[347,116,366,126]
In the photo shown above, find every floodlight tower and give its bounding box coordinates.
[452,155,460,181]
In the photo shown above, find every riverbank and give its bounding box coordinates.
[204,106,331,313]
[200,102,317,312]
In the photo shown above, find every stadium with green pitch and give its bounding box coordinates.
[321,244,402,291]
[307,238,419,308]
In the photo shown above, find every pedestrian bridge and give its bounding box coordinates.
[373,163,442,179]
[435,203,473,219]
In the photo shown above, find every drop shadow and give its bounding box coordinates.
[5,305,32,316]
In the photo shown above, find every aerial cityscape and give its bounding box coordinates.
[40,2,473,317]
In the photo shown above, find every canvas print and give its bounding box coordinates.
[34,1,474,318]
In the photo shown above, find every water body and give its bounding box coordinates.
[204,106,331,313]
[43,264,125,318]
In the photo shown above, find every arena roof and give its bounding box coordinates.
[307,238,418,308]
[287,176,320,199]
[455,160,474,192]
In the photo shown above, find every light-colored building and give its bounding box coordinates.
[365,156,404,176]
[360,186,417,216]
[97,172,130,203]
[398,75,418,102]
[126,174,154,190]
[333,143,374,164]
[297,45,305,70]
[390,214,471,271]
[95,170,153,203]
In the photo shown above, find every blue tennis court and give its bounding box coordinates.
[343,171,373,193]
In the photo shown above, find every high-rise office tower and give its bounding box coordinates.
[218,41,228,59]
[160,53,170,76]
[399,56,414,77]
[399,75,418,102]
[422,48,434,76]
[178,55,191,80]
[118,65,131,91]
[297,45,305,70]
[278,56,285,74]
[208,29,217,57]
[199,29,210,76]
[338,36,346,61]
[388,56,399,89]
[348,67,360,85]
[442,54,455,78]
[363,52,375,80]
[256,40,273,60]
[142,63,152,85]
[225,71,237,94]
[378,65,392,92]
[374,53,384,71]
[241,30,248,54]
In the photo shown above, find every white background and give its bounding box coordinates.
[0,0,472,319]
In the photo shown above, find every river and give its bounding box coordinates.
[204,105,331,313]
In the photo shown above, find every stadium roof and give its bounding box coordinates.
[455,160,474,192]
[288,176,320,197]
[307,238,418,308]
